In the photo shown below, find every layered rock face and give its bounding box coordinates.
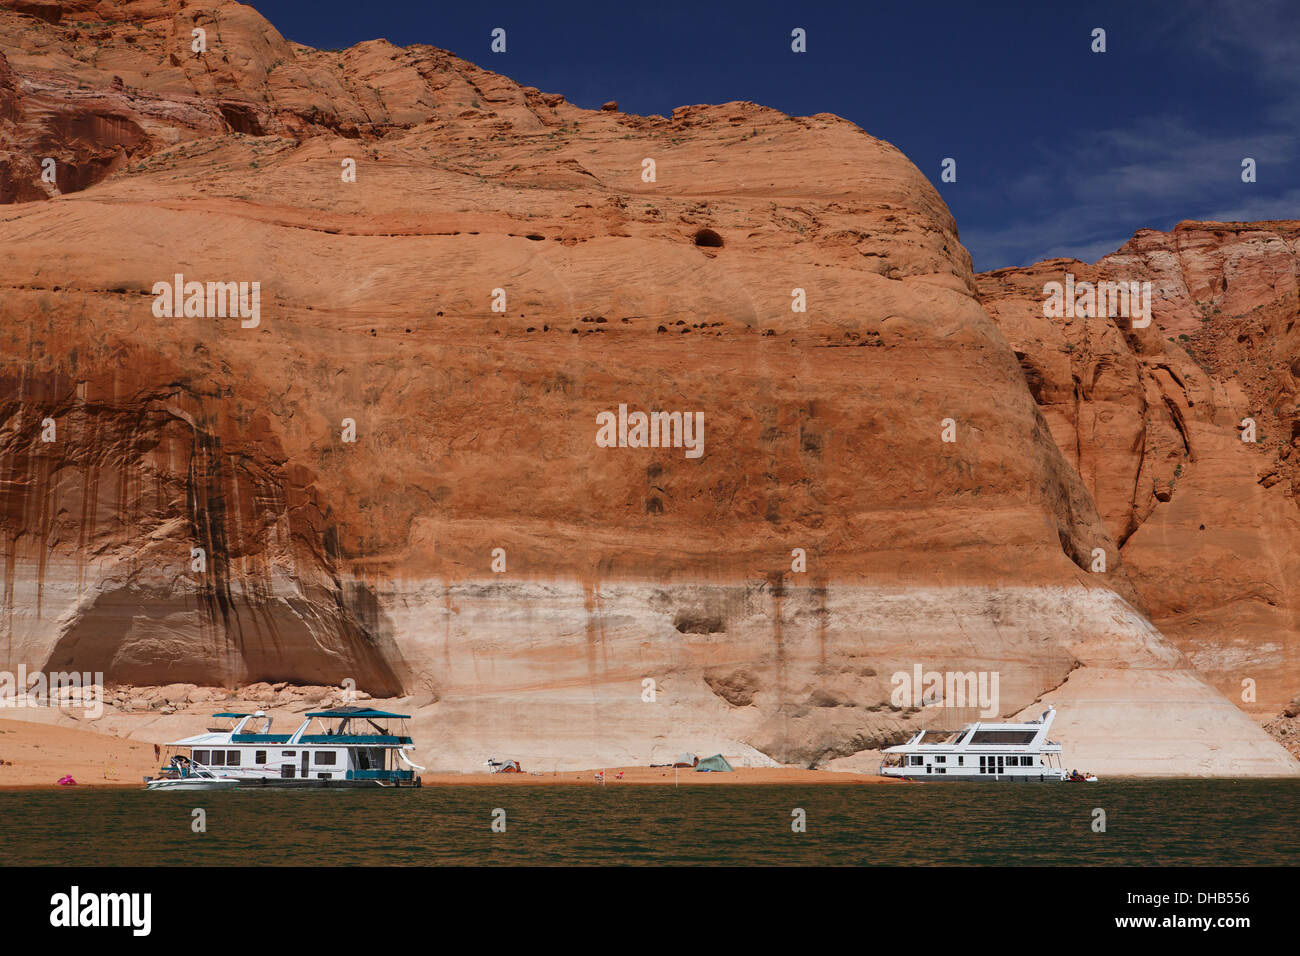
[977,222,1300,723]
[1,0,1294,773]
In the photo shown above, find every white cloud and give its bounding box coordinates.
[967,1,1299,271]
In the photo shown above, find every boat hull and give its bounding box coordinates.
[233,776,423,789]
[144,778,240,791]
[880,771,1069,782]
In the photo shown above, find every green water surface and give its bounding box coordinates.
[1,779,1294,866]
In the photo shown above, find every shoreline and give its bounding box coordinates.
[412,767,907,786]
[0,766,906,791]
[4,716,1297,791]
[0,716,905,788]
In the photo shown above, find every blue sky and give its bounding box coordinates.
[254,0,1298,271]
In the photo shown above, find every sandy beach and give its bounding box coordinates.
[0,718,160,789]
[416,766,905,786]
[0,717,902,789]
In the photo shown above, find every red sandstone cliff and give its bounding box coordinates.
[977,221,1300,722]
[0,0,1293,774]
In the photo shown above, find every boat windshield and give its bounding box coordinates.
[916,729,964,745]
[206,712,272,734]
[159,755,221,779]
[204,714,245,733]
[312,715,409,738]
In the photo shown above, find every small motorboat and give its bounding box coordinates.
[145,756,239,791]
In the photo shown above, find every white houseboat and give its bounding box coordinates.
[880,706,1095,782]
[145,706,425,789]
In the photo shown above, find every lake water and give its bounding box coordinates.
[2,779,1296,866]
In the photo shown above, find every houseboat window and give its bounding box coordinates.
[280,765,295,778]
[969,730,1037,745]
[208,751,224,766]
[935,755,946,764]
[255,750,266,763]
[314,752,337,766]
[282,750,296,757]
[226,751,241,766]
[356,748,387,771]
[194,750,210,764]
[957,756,963,766]
[909,755,923,767]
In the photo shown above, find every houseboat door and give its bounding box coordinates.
[301,752,309,778]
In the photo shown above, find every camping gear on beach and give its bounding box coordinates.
[673,753,699,768]
[694,754,733,773]
[487,758,522,773]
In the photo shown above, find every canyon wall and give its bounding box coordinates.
[1,0,1295,774]
[977,222,1300,722]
